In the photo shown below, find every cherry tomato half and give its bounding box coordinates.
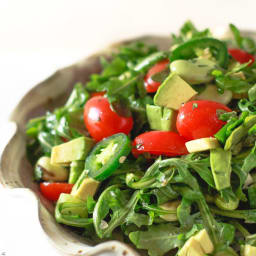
[176,100,231,140]
[144,59,169,93]
[40,182,73,201]
[84,96,133,141]
[228,48,255,66]
[132,131,188,157]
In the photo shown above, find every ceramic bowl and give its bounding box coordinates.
[0,29,253,256]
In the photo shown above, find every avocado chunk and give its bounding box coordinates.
[194,229,214,254]
[210,148,232,190]
[159,200,180,221]
[146,104,177,131]
[154,73,198,110]
[35,156,68,182]
[51,136,95,165]
[244,244,256,256]
[178,237,204,256]
[68,160,84,184]
[185,137,220,153]
[225,115,256,151]
[71,174,100,201]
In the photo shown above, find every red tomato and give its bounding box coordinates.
[228,48,254,66]
[40,182,73,201]
[176,100,231,140]
[132,131,188,157]
[84,96,133,141]
[144,59,169,93]
[90,91,106,98]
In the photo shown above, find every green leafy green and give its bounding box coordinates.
[26,82,90,162]
[172,20,211,45]
[242,142,256,173]
[129,223,184,256]
[150,185,179,205]
[230,24,256,54]
[216,75,252,94]
[93,185,140,238]
[248,84,256,102]
[248,186,256,208]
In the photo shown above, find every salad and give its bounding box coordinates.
[26,22,256,256]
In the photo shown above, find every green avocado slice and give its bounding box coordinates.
[51,136,95,165]
[146,104,177,131]
[153,73,197,110]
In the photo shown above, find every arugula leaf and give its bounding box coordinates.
[230,24,256,54]
[226,61,251,76]
[64,82,90,111]
[232,163,248,201]
[26,116,45,138]
[126,158,175,189]
[150,185,179,205]
[248,185,256,208]
[129,223,184,256]
[242,143,256,173]
[217,223,236,246]
[93,185,140,238]
[157,158,220,245]
[216,75,253,94]
[215,111,249,145]
[184,154,215,188]
[248,84,256,102]
[37,131,62,155]
[172,21,211,45]
[177,198,193,229]
[211,207,256,222]
[101,57,126,77]
[126,212,153,227]
[86,41,157,92]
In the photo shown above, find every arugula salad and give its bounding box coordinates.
[26,22,256,256]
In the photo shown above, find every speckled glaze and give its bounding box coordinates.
[0,30,253,256]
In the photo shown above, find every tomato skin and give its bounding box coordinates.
[40,182,73,201]
[132,131,188,157]
[228,48,254,65]
[176,100,232,140]
[84,96,133,141]
[90,91,106,98]
[144,59,169,93]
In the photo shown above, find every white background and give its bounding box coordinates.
[0,0,256,255]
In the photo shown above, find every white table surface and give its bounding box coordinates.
[1,0,256,255]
